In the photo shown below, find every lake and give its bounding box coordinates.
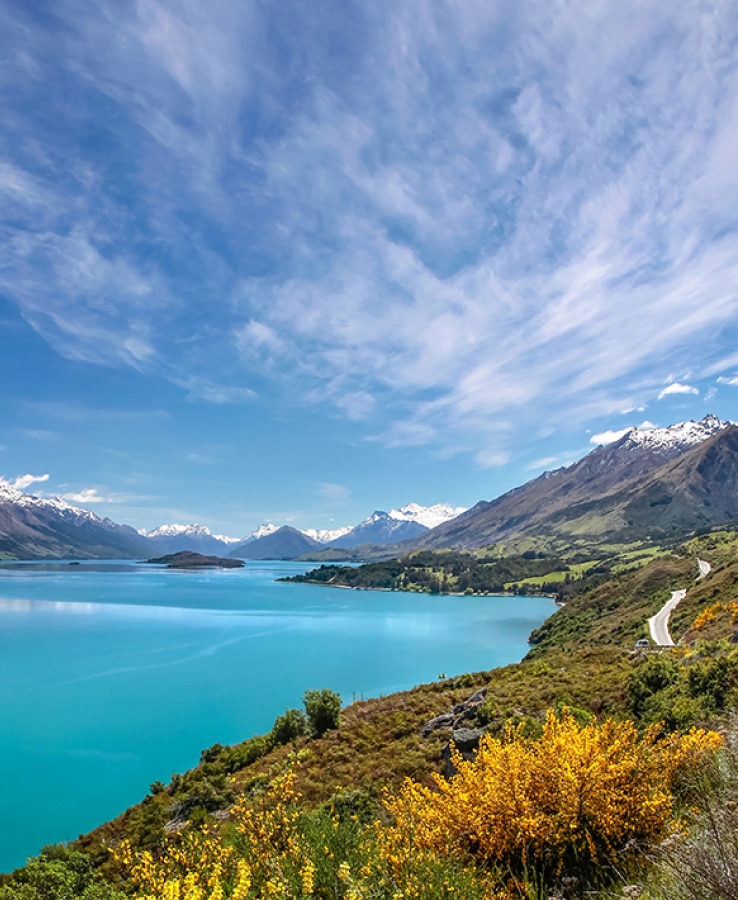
[0,559,555,873]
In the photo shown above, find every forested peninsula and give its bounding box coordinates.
[281,547,645,597]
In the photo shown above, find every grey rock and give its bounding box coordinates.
[442,727,486,776]
[420,713,456,736]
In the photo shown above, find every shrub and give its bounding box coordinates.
[0,846,124,900]
[380,709,721,892]
[303,688,341,737]
[271,707,308,745]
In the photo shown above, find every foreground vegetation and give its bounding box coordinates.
[4,532,738,899]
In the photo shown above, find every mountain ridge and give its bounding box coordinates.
[411,417,736,552]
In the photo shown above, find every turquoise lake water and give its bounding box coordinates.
[0,559,555,873]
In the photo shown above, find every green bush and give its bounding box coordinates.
[0,846,124,900]
[303,688,341,737]
[271,707,308,744]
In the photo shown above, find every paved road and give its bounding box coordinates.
[648,589,686,647]
[646,559,711,647]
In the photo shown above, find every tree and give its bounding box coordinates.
[303,688,341,737]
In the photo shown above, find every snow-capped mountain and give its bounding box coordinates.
[145,523,236,555]
[213,533,242,545]
[229,526,323,560]
[147,523,213,540]
[415,416,738,552]
[240,523,280,544]
[388,502,467,529]
[328,511,429,549]
[302,526,353,544]
[620,414,730,455]
[0,482,153,559]
[231,504,467,553]
[0,481,99,520]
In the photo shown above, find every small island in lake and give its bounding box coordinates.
[144,551,245,569]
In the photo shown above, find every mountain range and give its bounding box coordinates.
[1,416,736,560]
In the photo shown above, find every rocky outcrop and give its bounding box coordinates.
[419,688,489,775]
[420,687,487,736]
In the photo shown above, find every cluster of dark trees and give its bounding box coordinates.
[282,551,569,595]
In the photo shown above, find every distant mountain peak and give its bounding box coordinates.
[147,523,213,538]
[389,502,468,529]
[0,484,152,559]
[302,525,353,544]
[241,523,280,543]
[0,482,98,522]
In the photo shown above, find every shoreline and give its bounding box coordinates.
[285,578,557,599]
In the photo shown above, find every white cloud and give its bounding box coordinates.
[718,375,738,386]
[335,391,376,421]
[61,488,110,504]
[181,378,256,405]
[658,382,699,400]
[590,428,631,446]
[1,473,50,491]
[590,419,657,445]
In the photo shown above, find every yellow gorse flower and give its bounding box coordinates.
[114,710,721,900]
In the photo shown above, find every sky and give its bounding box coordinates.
[1,0,738,538]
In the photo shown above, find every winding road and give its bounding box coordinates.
[647,559,711,647]
[648,590,686,646]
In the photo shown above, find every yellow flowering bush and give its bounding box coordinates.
[380,710,721,886]
[117,769,313,899]
[115,712,721,898]
[693,602,724,630]
[693,599,738,630]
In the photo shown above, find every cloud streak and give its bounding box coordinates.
[1,0,737,463]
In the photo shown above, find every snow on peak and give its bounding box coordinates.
[0,480,99,521]
[302,526,352,544]
[388,502,468,529]
[147,523,214,539]
[622,414,730,453]
[241,523,280,543]
[213,533,241,544]
[0,481,25,503]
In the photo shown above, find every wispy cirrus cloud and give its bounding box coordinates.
[315,482,352,505]
[1,0,737,465]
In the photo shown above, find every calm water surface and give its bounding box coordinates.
[0,560,554,872]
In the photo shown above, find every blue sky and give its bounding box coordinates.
[1,0,738,538]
